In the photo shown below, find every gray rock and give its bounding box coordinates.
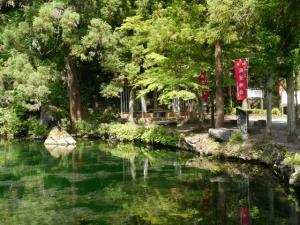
[208,128,240,142]
[44,127,76,145]
[289,171,300,187]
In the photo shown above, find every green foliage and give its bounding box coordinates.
[96,107,120,123]
[75,119,94,136]
[98,123,180,147]
[27,117,48,138]
[59,117,72,132]
[100,82,122,98]
[141,124,180,147]
[106,123,145,142]
[272,107,281,116]
[0,108,26,137]
[284,153,300,166]
[228,131,244,144]
[0,53,52,111]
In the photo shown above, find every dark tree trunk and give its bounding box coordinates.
[287,73,297,141]
[215,39,224,128]
[65,51,82,125]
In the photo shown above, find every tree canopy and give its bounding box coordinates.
[0,0,299,137]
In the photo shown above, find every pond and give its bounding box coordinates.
[0,141,299,225]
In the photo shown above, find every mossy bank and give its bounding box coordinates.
[95,123,300,190]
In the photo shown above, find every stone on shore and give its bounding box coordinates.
[208,128,240,142]
[44,127,76,145]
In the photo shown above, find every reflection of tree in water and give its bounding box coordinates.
[0,142,298,224]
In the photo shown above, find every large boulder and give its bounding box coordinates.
[44,127,76,145]
[208,128,241,142]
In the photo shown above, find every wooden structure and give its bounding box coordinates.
[120,87,194,123]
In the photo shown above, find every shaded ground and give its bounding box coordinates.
[177,114,300,153]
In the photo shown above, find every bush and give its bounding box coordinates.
[107,123,144,141]
[284,153,300,165]
[272,108,281,116]
[141,124,180,147]
[27,117,48,138]
[60,117,72,132]
[228,131,243,144]
[0,108,26,138]
[97,123,181,147]
[76,119,95,136]
[97,107,120,123]
[225,107,236,115]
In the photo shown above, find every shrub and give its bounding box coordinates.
[228,131,243,144]
[97,107,120,123]
[27,117,48,138]
[141,124,180,147]
[76,119,94,136]
[97,123,180,147]
[60,117,72,132]
[285,153,300,165]
[272,108,281,116]
[107,123,144,141]
[0,108,26,138]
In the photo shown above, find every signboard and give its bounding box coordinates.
[280,90,300,106]
[198,72,209,100]
[234,59,249,101]
[247,89,263,99]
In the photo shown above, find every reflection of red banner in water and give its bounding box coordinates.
[198,72,209,100]
[234,59,248,101]
[240,208,251,225]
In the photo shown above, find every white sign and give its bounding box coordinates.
[247,89,263,99]
[280,91,300,106]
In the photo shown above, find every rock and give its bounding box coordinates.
[44,127,76,145]
[289,171,300,187]
[208,128,240,142]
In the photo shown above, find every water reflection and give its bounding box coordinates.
[45,145,76,158]
[0,141,298,225]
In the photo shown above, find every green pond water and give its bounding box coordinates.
[0,141,299,225]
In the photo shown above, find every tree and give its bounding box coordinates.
[1,0,122,126]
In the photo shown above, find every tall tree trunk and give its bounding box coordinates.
[128,87,136,123]
[266,76,273,136]
[210,91,215,128]
[295,73,299,125]
[65,51,82,125]
[287,73,297,141]
[215,39,224,128]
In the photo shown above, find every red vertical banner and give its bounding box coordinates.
[234,59,249,101]
[278,79,283,97]
[240,208,251,225]
[198,72,209,100]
